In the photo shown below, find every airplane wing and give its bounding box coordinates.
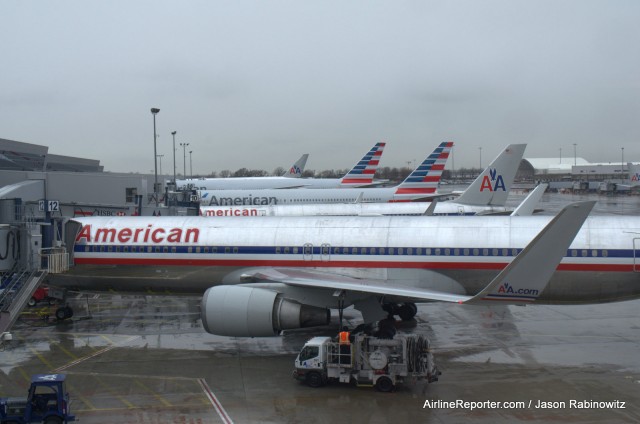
[241,201,595,306]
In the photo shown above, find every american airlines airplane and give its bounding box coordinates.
[177,142,386,191]
[49,201,640,338]
[175,153,309,190]
[198,141,453,205]
[199,144,529,217]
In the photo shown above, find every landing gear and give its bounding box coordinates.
[383,302,417,321]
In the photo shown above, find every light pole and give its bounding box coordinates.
[559,148,562,164]
[622,147,625,174]
[157,154,164,176]
[150,108,160,205]
[180,142,190,177]
[573,143,577,166]
[189,150,193,179]
[171,131,177,184]
[478,147,482,169]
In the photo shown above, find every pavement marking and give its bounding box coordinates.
[53,335,140,372]
[198,378,234,424]
[134,379,173,407]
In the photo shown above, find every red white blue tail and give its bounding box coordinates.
[391,141,453,201]
[340,142,386,187]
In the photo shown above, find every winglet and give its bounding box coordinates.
[465,201,595,305]
[510,183,548,216]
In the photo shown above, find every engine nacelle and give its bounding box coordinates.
[201,285,330,337]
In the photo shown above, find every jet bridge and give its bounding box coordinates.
[0,198,69,338]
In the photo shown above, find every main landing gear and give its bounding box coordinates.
[383,302,418,321]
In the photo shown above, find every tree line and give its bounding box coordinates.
[200,166,485,183]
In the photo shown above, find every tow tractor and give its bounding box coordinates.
[0,374,75,424]
[293,331,440,392]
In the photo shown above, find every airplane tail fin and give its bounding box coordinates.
[455,144,526,206]
[282,154,309,178]
[628,162,640,186]
[392,141,453,201]
[339,142,386,187]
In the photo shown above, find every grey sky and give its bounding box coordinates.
[1,1,638,175]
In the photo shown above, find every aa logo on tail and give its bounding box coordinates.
[480,168,506,192]
[290,165,302,175]
[632,173,640,183]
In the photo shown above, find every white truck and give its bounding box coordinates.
[293,333,439,392]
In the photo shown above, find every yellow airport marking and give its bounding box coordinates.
[134,379,173,407]
[17,367,31,385]
[91,375,136,409]
[53,336,140,372]
[28,347,56,370]
[48,336,79,361]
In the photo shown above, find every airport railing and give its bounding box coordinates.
[41,247,69,274]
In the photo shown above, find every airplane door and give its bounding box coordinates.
[303,243,313,261]
[321,243,331,262]
[634,239,640,272]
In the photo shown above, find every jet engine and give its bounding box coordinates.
[201,285,330,337]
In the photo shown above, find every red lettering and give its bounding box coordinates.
[118,228,132,243]
[133,228,144,242]
[185,228,199,243]
[480,176,493,192]
[216,210,223,216]
[151,228,165,243]
[76,225,92,243]
[96,228,117,243]
[167,228,182,243]
[143,225,152,242]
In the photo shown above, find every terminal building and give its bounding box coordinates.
[0,137,197,338]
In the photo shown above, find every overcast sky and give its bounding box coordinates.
[1,1,638,175]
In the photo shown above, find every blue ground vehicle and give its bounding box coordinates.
[0,374,75,423]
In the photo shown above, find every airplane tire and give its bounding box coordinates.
[305,371,324,388]
[398,303,417,321]
[375,376,394,393]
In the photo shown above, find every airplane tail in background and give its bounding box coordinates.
[282,154,309,178]
[628,163,640,186]
[339,142,386,187]
[455,144,526,206]
[391,141,453,201]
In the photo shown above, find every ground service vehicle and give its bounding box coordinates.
[0,374,75,423]
[293,333,439,392]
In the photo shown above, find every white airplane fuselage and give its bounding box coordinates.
[53,215,640,304]
[199,202,509,217]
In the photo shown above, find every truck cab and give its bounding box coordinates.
[0,374,75,423]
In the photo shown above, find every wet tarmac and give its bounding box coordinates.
[1,192,639,423]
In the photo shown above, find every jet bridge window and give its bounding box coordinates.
[571,250,578,257]
[592,250,598,257]
[582,250,588,257]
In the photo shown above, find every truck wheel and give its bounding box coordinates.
[375,376,394,393]
[44,416,63,424]
[305,371,324,388]
[55,306,73,321]
[28,297,37,307]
